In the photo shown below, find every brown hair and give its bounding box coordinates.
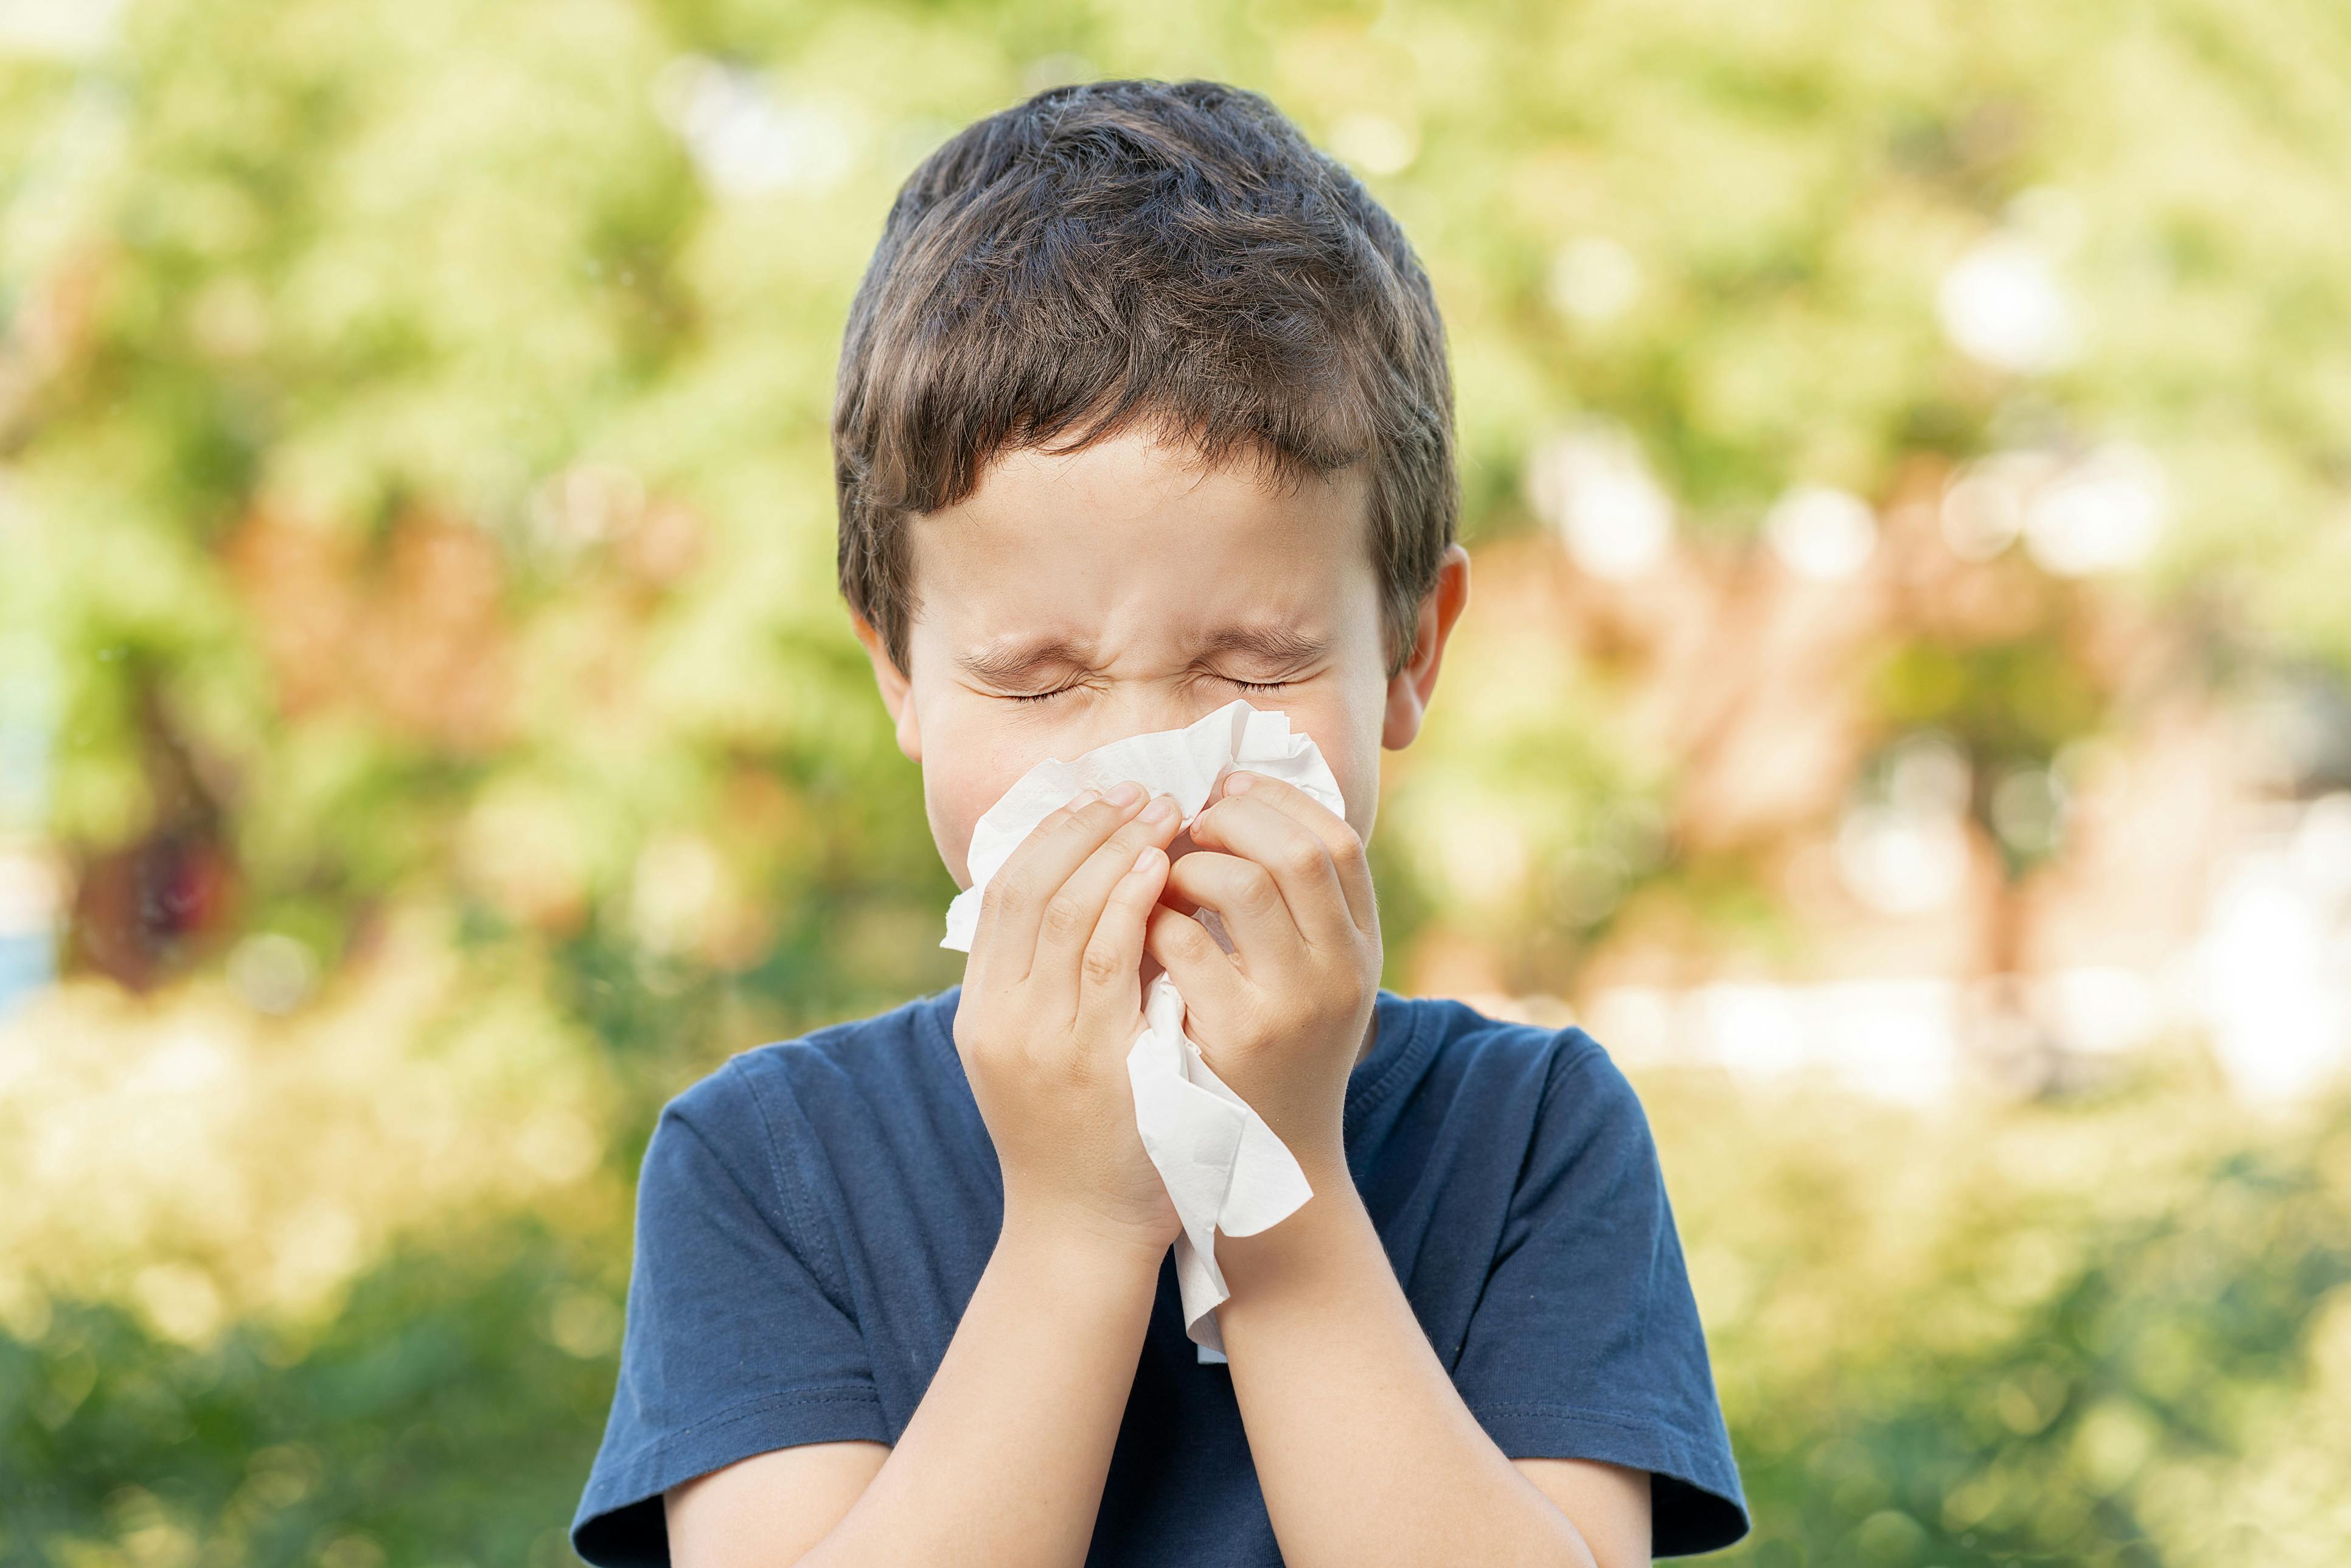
[832,77,1457,678]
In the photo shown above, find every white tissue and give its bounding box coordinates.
[939,700,1345,1362]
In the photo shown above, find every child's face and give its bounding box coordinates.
[854,425,1468,889]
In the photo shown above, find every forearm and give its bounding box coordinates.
[799,1211,1158,1568]
[1214,1171,1598,1568]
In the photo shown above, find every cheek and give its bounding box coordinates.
[925,776,989,890]
[919,706,1062,888]
[1290,702,1387,847]
[1323,748,1381,848]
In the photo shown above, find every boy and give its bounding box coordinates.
[572,78,1748,1567]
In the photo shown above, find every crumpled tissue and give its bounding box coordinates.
[940,699,1346,1361]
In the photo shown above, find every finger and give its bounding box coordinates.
[1183,793,1353,949]
[976,784,1146,977]
[1162,848,1300,977]
[1144,903,1249,1022]
[1026,795,1183,1013]
[1213,770,1375,934]
[1075,842,1171,1031]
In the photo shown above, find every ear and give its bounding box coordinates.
[1382,543,1471,751]
[851,612,922,764]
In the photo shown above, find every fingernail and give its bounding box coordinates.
[1143,796,1178,824]
[1072,787,1102,808]
[1105,781,1143,808]
[1224,772,1255,796]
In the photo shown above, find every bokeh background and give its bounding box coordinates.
[4,0,2351,1563]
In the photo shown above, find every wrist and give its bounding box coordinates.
[1263,1092,1348,1192]
[1216,1162,1372,1291]
[995,1197,1171,1294]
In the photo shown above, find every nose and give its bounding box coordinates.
[1073,686,1236,753]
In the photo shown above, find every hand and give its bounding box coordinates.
[955,782,1188,1260]
[1143,771,1381,1183]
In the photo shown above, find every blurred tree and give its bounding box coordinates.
[1,0,2349,1561]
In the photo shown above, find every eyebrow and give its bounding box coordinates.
[1193,624,1331,668]
[954,636,1095,689]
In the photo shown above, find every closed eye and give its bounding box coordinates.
[1009,675,1290,703]
[1006,672,1307,700]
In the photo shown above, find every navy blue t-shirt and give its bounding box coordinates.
[572,986,1749,1564]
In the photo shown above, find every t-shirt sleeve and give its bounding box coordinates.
[571,1060,890,1567]
[1451,1036,1750,1558]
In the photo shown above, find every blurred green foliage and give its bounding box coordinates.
[3,1222,618,1568]
[1662,1061,2351,1566]
[3,0,2350,1563]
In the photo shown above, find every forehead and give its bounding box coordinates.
[905,428,1376,647]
